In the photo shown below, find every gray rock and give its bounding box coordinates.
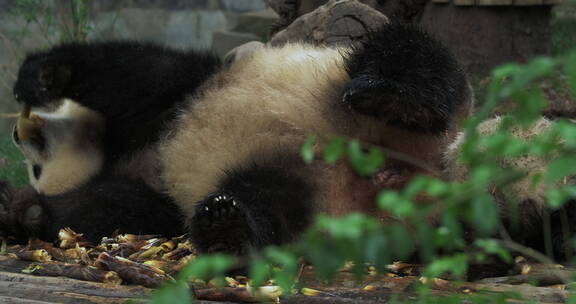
[235,9,279,39]
[269,0,389,46]
[223,41,265,65]
[220,0,267,12]
[212,30,261,59]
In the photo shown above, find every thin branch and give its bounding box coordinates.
[495,239,556,266]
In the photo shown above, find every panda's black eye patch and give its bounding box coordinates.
[32,165,42,180]
[30,133,46,153]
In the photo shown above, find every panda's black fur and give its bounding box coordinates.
[1,24,474,255]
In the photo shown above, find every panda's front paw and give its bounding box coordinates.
[0,183,44,241]
[13,59,71,106]
[190,193,252,255]
[343,76,449,132]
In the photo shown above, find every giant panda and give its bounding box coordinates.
[0,24,473,255]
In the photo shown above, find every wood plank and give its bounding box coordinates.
[477,0,513,5]
[0,271,151,304]
[542,0,563,4]
[513,0,544,4]
[0,296,57,304]
[449,0,561,4]
[454,0,476,5]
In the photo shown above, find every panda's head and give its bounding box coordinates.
[12,100,105,195]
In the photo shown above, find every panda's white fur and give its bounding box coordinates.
[8,27,480,253]
[444,116,575,215]
[161,44,460,219]
[12,43,466,231]
[14,100,105,195]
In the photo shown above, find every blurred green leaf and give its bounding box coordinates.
[148,282,191,304]
[426,179,450,197]
[546,157,576,184]
[565,51,576,97]
[347,140,385,176]
[471,194,499,236]
[424,254,468,279]
[301,136,315,164]
[176,254,232,282]
[418,223,436,262]
[364,231,390,272]
[390,225,415,260]
[323,137,345,163]
[249,258,271,288]
[474,239,512,263]
[512,88,546,127]
[554,120,576,149]
[265,247,299,291]
[377,191,415,218]
[546,186,576,209]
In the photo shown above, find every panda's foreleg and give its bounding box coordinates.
[0,177,184,243]
[343,24,470,133]
[14,42,220,122]
[189,165,314,255]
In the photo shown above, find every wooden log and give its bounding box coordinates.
[0,271,150,304]
[454,0,476,5]
[478,0,514,5]
[437,0,562,4]
[0,296,56,304]
[513,0,544,5]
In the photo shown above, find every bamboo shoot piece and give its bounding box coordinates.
[95,252,169,288]
[27,239,69,263]
[58,228,92,249]
[23,263,122,285]
[16,249,52,262]
[16,104,44,141]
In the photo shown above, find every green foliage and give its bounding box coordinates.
[0,136,28,187]
[148,255,233,304]
[149,49,576,303]
[552,17,576,56]
[300,136,315,164]
[346,140,385,176]
[303,136,386,176]
[61,0,93,42]
[9,0,93,44]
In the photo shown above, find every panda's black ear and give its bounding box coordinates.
[38,64,71,89]
[38,64,54,87]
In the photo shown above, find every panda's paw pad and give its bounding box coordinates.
[191,193,251,254]
[0,184,43,238]
[197,193,240,222]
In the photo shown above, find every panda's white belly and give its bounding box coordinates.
[159,44,353,217]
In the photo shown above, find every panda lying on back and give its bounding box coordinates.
[0,24,473,255]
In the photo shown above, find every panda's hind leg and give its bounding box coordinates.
[0,177,184,243]
[190,164,314,255]
[343,24,471,133]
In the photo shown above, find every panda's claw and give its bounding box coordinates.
[0,183,44,241]
[190,192,251,255]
